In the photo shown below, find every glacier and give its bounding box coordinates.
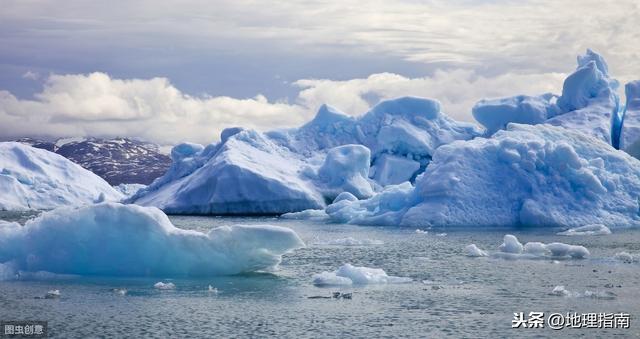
[0,142,123,211]
[131,97,479,214]
[0,203,304,278]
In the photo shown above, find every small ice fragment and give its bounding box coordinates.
[154,282,176,290]
[207,285,218,294]
[550,285,571,297]
[112,288,127,296]
[45,289,60,299]
[312,264,411,286]
[498,235,523,254]
[465,244,488,257]
[415,229,428,234]
[615,252,633,262]
[436,233,447,237]
[557,224,611,236]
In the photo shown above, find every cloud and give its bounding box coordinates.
[0,68,568,145]
[21,71,39,80]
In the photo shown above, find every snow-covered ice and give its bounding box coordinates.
[0,142,123,211]
[0,203,304,278]
[557,224,612,236]
[312,264,412,286]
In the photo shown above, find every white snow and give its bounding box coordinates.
[557,224,612,236]
[465,244,488,257]
[0,142,123,211]
[312,264,412,286]
[154,282,176,290]
[0,203,304,277]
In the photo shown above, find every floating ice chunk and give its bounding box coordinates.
[281,209,329,221]
[0,142,123,211]
[415,229,428,234]
[112,288,127,296]
[550,285,616,299]
[557,224,611,236]
[479,235,589,260]
[154,282,175,290]
[0,203,304,277]
[45,289,61,299]
[615,252,634,263]
[498,235,524,254]
[436,233,447,237]
[545,243,590,259]
[550,285,573,297]
[465,244,488,257]
[318,237,384,246]
[312,264,411,286]
[207,285,218,294]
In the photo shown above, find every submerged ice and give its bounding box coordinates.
[0,203,304,278]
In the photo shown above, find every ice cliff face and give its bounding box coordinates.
[131,97,479,214]
[0,142,123,210]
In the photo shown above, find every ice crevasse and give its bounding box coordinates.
[0,203,304,278]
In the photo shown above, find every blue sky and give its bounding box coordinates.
[1,0,638,144]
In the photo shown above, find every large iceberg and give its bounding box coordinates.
[132,97,479,214]
[472,49,620,145]
[0,203,304,278]
[0,142,123,211]
[325,123,640,228]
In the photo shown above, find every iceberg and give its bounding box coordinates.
[312,264,412,286]
[326,124,640,228]
[472,50,620,145]
[0,142,123,211]
[0,203,304,278]
[465,244,488,257]
[557,224,611,236]
[132,97,479,215]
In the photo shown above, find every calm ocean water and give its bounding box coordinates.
[1,214,638,338]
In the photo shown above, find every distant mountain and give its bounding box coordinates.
[15,137,171,185]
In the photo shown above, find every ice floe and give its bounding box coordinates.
[312,264,412,286]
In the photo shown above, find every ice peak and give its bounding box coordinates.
[368,96,441,120]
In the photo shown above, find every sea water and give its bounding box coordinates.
[0,215,638,338]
